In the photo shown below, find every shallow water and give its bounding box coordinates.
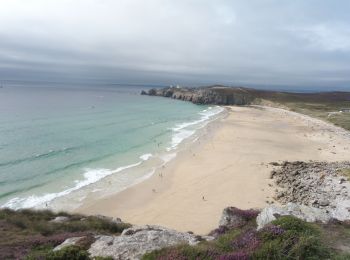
[0,84,223,209]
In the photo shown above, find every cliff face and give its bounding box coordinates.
[141,86,255,105]
[142,85,350,106]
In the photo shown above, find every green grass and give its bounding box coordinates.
[254,96,350,131]
[0,208,130,259]
[25,245,114,260]
[0,208,130,236]
[253,216,330,259]
[338,168,350,181]
[213,229,241,252]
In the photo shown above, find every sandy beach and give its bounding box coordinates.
[77,106,350,235]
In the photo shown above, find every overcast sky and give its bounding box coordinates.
[0,0,350,89]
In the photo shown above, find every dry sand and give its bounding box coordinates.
[77,106,350,234]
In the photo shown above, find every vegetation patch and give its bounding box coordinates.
[0,208,130,259]
[253,91,350,131]
[143,216,350,260]
[338,168,350,181]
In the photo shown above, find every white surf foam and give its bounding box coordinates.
[167,106,224,150]
[2,161,142,210]
[139,153,152,161]
[159,152,177,163]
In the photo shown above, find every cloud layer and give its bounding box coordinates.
[0,0,350,89]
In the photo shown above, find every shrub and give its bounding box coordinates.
[271,215,320,237]
[332,253,350,260]
[25,245,54,260]
[228,208,260,222]
[142,244,221,260]
[288,235,330,260]
[209,225,230,237]
[214,229,241,252]
[218,251,249,260]
[254,216,331,259]
[260,224,285,241]
[0,208,130,259]
[231,230,260,251]
[45,245,90,260]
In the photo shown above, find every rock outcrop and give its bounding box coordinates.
[256,203,332,229]
[53,237,86,251]
[55,225,213,260]
[268,161,350,226]
[50,216,69,223]
[141,86,255,105]
[219,207,260,227]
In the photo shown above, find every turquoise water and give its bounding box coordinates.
[0,84,223,209]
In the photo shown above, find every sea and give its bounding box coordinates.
[0,83,224,210]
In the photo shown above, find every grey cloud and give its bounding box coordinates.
[0,0,349,89]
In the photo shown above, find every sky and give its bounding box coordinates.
[0,0,350,89]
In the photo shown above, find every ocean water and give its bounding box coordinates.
[0,84,223,210]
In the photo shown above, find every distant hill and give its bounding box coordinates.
[141,85,350,105]
[142,85,350,131]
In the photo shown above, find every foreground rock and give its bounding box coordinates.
[219,207,259,227]
[142,86,254,105]
[209,207,260,238]
[256,203,333,229]
[53,237,85,251]
[86,225,213,260]
[50,216,69,223]
[271,161,350,222]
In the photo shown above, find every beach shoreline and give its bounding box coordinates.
[76,106,350,235]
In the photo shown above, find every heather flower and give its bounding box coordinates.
[231,230,260,251]
[263,224,285,236]
[209,225,229,237]
[229,207,260,221]
[218,251,250,260]
[157,249,187,260]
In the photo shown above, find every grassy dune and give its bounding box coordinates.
[251,90,350,131]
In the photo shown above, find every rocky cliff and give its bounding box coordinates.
[141,86,255,105]
[141,85,350,108]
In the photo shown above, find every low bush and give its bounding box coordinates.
[0,208,130,259]
[142,216,342,260]
[253,216,330,259]
[26,245,114,260]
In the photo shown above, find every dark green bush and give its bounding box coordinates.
[254,216,331,259]
[44,245,90,260]
[214,229,241,252]
[271,215,321,237]
[26,245,114,260]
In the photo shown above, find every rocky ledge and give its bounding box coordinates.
[141,86,255,105]
[269,161,350,223]
[54,225,214,260]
